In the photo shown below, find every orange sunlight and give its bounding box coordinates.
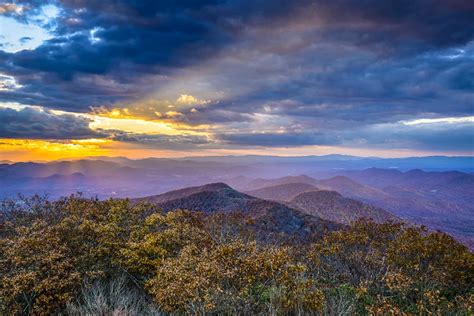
[0,139,111,162]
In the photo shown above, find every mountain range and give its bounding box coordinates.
[0,155,472,248]
[233,172,473,248]
[244,183,399,225]
[136,183,342,239]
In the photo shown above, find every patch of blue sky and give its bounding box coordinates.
[0,4,60,53]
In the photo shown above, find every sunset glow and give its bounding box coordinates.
[88,115,209,136]
[0,138,111,161]
[0,3,472,313]
[0,1,472,162]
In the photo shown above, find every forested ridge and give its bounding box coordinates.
[0,195,472,315]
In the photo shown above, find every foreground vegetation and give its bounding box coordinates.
[0,195,473,315]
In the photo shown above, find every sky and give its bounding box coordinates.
[0,0,473,161]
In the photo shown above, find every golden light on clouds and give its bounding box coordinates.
[51,100,210,136]
[90,94,211,122]
[85,94,212,136]
[0,138,111,161]
[0,100,216,161]
[0,137,208,162]
[2,97,467,163]
[87,114,209,136]
[175,94,210,105]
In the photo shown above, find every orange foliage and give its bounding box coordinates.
[0,197,472,314]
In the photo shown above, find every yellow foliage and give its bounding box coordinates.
[0,220,80,314]
[308,219,474,314]
[0,197,472,314]
[146,240,324,314]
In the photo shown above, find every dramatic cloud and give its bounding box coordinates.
[218,117,474,153]
[110,132,211,151]
[0,106,105,139]
[0,0,473,157]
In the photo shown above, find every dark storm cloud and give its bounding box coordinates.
[309,0,474,51]
[182,42,474,127]
[1,0,473,111]
[1,0,235,110]
[0,106,106,139]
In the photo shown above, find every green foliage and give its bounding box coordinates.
[0,195,472,315]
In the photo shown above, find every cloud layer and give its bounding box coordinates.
[0,0,473,155]
[0,106,104,139]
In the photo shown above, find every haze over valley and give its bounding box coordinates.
[2,155,473,249]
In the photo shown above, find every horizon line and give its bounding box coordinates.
[2,153,474,164]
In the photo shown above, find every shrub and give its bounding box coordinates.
[146,240,324,314]
[0,197,472,315]
[0,220,80,314]
[308,219,474,314]
[66,276,162,316]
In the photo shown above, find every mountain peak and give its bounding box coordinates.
[199,182,233,191]
[137,182,239,204]
[138,182,340,238]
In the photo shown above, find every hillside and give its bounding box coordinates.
[1,194,471,315]
[241,175,322,191]
[316,176,392,202]
[138,183,237,204]
[287,190,400,225]
[341,169,474,238]
[245,183,318,201]
[245,172,474,246]
[245,180,400,225]
[139,183,341,238]
[239,175,390,203]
